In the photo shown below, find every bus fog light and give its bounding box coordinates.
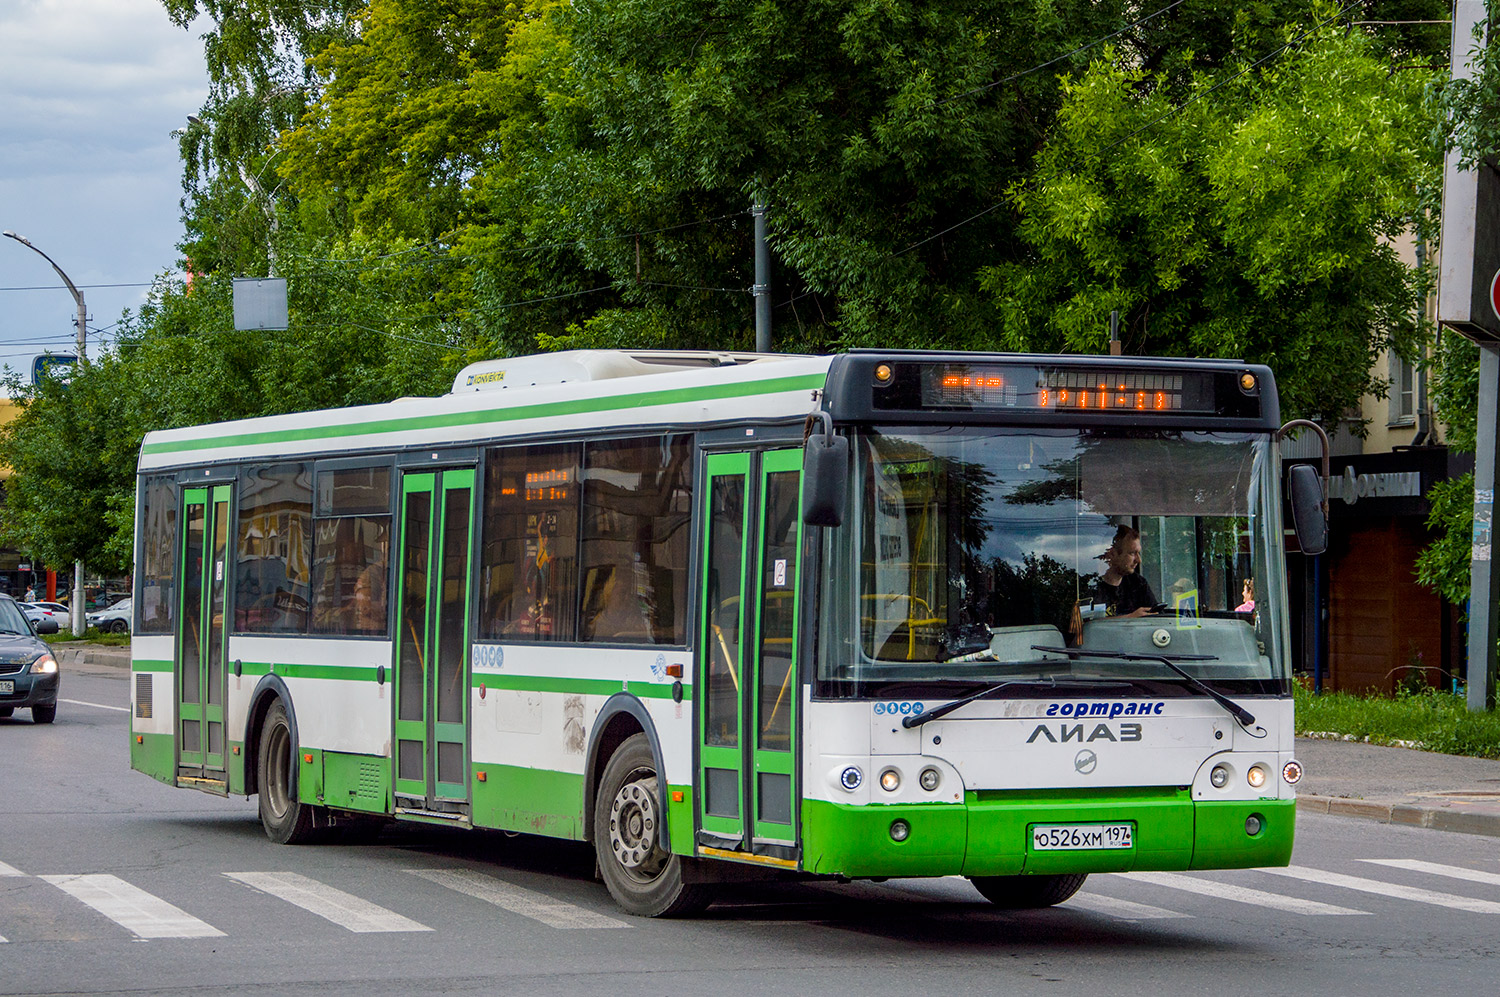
[840,766,863,791]
[879,769,901,793]
[919,767,940,792]
[1247,765,1267,789]
[889,819,910,842]
[1282,760,1303,785]
[1245,813,1263,836]
[1210,764,1230,789]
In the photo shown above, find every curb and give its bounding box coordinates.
[1298,794,1500,839]
[54,645,131,669]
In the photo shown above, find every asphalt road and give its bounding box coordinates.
[4,663,1500,996]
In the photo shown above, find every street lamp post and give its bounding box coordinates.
[2,231,89,637]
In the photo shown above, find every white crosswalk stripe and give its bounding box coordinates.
[1362,858,1500,888]
[40,874,225,939]
[1260,866,1500,914]
[1123,871,1368,915]
[0,861,25,877]
[224,871,431,933]
[1067,892,1192,921]
[407,869,629,929]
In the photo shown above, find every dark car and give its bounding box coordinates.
[0,594,61,723]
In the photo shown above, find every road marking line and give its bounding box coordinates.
[40,874,225,939]
[59,698,128,713]
[407,869,628,929]
[1123,871,1368,915]
[0,861,26,877]
[225,872,430,933]
[1362,858,1500,888]
[1262,866,1500,913]
[1068,892,1192,920]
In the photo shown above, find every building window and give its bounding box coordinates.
[1389,352,1415,427]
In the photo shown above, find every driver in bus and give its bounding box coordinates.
[1093,525,1157,618]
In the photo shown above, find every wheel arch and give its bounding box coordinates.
[244,675,297,799]
[583,693,670,850]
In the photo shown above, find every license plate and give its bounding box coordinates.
[0,680,12,695]
[1031,823,1133,850]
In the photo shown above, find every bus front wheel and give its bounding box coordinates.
[968,873,1087,909]
[257,700,318,844]
[593,733,711,917]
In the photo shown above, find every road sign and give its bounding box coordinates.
[32,354,75,386]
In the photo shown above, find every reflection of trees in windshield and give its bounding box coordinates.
[985,552,1093,637]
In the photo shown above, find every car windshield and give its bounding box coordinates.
[818,427,1287,696]
[0,600,34,635]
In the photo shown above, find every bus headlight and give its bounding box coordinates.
[1282,760,1303,785]
[840,766,863,791]
[919,767,940,792]
[1247,765,1268,789]
[1210,764,1230,789]
[879,769,901,793]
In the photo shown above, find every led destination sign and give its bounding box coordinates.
[869,362,1261,419]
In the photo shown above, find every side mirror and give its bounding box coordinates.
[36,618,59,635]
[1288,463,1327,556]
[802,415,849,527]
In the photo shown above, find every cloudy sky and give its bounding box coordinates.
[0,0,208,377]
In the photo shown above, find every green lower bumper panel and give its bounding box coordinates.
[131,731,175,785]
[800,790,1296,879]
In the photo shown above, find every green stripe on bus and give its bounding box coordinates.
[475,673,691,700]
[142,373,828,456]
[132,659,174,673]
[227,660,689,697]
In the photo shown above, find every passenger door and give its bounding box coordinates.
[177,483,231,789]
[392,469,475,814]
[697,448,803,859]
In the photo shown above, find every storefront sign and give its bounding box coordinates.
[1325,467,1422,505]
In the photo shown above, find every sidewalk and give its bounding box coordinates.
[1296,736,1500,838]
[52,642,131,671]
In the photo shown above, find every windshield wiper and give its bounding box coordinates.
[902,674,1133,729]
[1031,645,1258,730]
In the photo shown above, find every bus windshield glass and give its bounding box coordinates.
[830,427,1286,695]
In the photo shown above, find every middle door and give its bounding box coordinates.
[393,468,475,811]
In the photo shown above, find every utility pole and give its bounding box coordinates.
[1,231,88,637]
[1437,1,1500,710]
[753,195,771,353]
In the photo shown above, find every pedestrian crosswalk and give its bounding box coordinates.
[6,855,1500,941]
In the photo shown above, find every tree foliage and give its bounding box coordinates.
[0,0,1455,571]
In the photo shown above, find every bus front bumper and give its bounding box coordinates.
[800,789,1294,878]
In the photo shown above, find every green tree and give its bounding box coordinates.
[983,20,1439,425]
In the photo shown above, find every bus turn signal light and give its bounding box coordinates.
[303,753,313,764]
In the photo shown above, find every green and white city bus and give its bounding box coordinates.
[129,349,1320,916]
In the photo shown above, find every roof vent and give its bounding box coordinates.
[449,349,798,394]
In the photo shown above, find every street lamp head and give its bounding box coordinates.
[2,230,32,246]
[187,114,205,127]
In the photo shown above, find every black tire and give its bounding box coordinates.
[109,619,129,634]
[257,700,319,844]
[31,703,56,724]
[969,873,1088,909]
[594,733,712,917]
[0,706,13,718]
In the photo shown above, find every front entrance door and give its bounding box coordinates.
[698,449,803,854]
[177,484,231,786]
[393,469,475,812]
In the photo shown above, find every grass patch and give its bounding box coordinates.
[1295,685,1500,759]
[43,630,130,647]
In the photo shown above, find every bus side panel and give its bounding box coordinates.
[130,636,176,786]
[469,646,692,842]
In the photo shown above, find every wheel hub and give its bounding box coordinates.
[609,774,664,878]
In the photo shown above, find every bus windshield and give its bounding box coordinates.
[827,426,1287,694]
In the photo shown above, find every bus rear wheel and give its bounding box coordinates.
[258,700,318,844]
[968,873,1087,909]
[594,734,711,917]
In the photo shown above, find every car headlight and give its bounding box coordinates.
[29,654,57,674]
